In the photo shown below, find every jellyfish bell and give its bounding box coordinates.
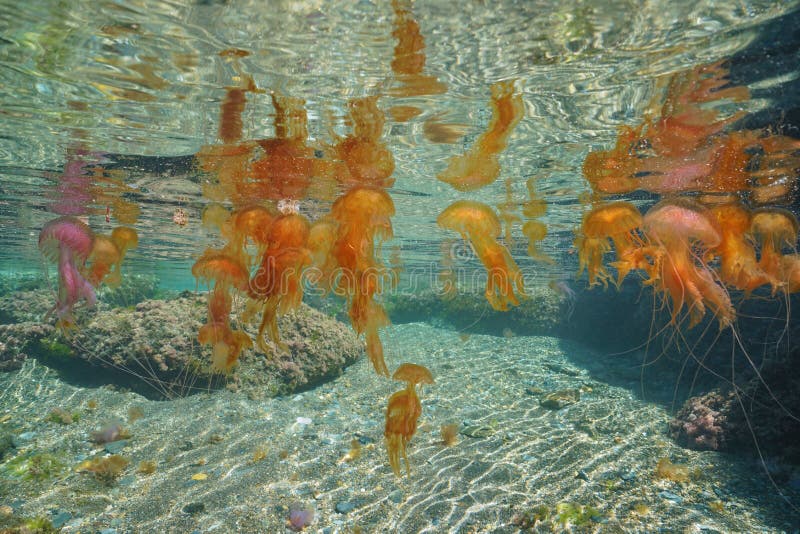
[86,235,121,287]
[38,216,97,330]
[192,251,250,293]
[749,207,799,291]
[392,362,434,386]
[575,202,644,288]
[708,203,773,294]
[642,198,734,330]
[385,362,434,476]
[437,200,525,311]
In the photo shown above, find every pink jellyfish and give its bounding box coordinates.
[38,216,96,330]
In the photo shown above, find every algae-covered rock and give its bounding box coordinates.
[0,323,54,372]
[0,290,56,325]
[2,291,362,399]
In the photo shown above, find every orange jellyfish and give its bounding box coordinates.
[192,251,252,372]
[437,200,525,311]
[107,226,138,286]
[250,93,318,201]
[195,51,261,203]
[388,0,447,102]
[583,62,753,198]
[647,61,748,158]
[85,235,121,287]
[750,134,800,204]
[582,124,643,195]
[749,208,798,293]
[522,221,552,264]
[333,96,396,188]
[385,363,434,476]
[247,213,312,352]
[307,218,339,294]
[437,79,524,192]
[707,203,773,294]
[330,187,396,376]
[642,199,734,329]
[574,202,645,288]
[226,205,277,265]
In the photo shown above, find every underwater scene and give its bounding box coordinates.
[1,0,800,532]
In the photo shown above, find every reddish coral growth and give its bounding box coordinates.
[669,390,732,450]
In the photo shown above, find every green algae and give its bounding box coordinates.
[4,452,67,482]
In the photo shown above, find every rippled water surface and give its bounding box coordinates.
[2,1,800,532]
[0,0,797,285]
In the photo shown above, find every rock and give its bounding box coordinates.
[182,502,205,515]
[104,440,128,454]
[388,489,403,504]
[6,291,363,400]
[0,433,14,460]
[460,425,495,438]
[50,510,72,528]
[356,434,375,445]
[659,490,683,504]
[540,389,580,409]
[335,501,355,514]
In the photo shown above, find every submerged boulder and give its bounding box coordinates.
[0,290,363,399]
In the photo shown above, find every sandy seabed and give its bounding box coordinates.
[0,323,797,533]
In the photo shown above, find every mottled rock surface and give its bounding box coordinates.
[0,289,363,399]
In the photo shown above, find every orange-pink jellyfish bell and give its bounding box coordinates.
[642,198,734,329]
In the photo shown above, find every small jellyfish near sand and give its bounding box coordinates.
[385,363,434,476]
[287,501,314,531]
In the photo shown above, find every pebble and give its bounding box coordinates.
[388,489,403,504]
[540,389,580,409]
[99,529,117,534]
[104,439,128,454]
[576,470,589,481]
[12,432,36,447]
[659,490,683,504]
[50,510,72,528]
[461,425,494,438]
[356,434,375,445]
[620,470,636,481]
[335,501,355,514]
[182,502,205,515]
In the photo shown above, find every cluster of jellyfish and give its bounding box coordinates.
[36,3,800,479]
[577,61,800,334]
